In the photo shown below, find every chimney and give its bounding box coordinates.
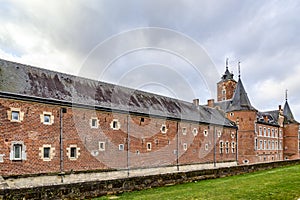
[263,115,268,122]
[207,99,215,107]
[193,99,199,106]
[279,105,282,110]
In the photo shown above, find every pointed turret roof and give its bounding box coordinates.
[283,100,297,123]
[227,78,256,112]
[218,59,235,83]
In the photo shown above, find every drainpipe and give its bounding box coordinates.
[236,128,238,164]
[59,107,66,182]
[213,125,216,167]
[176,121,179,171]
[127,115,130,176]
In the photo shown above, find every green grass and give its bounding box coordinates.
[96,164,300,200]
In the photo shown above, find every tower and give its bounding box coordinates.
[282,90,300,160]
[217,59,237,102]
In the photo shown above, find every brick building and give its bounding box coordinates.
[209,61,300,164]
[0,58,298,177]
[0,59,237,176]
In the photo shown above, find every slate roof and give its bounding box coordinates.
[217,67,235,84]
[256,111,279,126]
[283,100,298,123]
[0,59,235,127]
[227,78,256,112]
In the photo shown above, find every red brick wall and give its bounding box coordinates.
[227,110,257,164]
[0,98,237,176]
[283,123,299,160]
[217,80,237,102]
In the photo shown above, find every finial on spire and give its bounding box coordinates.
[226,58,229,70]
[285,89,288,101]
[238,61,241,78]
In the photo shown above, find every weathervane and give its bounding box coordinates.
[285,89,288,101]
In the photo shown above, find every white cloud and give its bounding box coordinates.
[0,0,300,119]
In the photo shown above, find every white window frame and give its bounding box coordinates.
[40,111,54,125]
[217,130,222,138]
[231,132,235,139]
[67,145,80,160]
[99,141,105,151]
[8,108,24,122]
[39,144,55,161]
[219,141,224,154]
[193,128,198,136]
[203,130,208,137]
[119,144,124,151]
[182,127,187,135]
[10,141,26,161]
[260,140,263,150]
[205,144,209,151]
[225,141,229,154]
[259,126,262,136]
[110,119,121,130]
[161,124,167,134]
[90,117,99,128]
[183,143,187,151]
[231,142,235,153]
[147,142,152,151]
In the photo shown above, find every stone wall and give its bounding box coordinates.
[0,159,299,200]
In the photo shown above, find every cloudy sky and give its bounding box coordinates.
[1,0,300,119]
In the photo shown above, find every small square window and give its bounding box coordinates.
[119,144,124,151]
[193,128,198,136]
[182,127,187,135]
[11,111,20,121]
[205,144,209,151]
[44,114,51,124]
[217,131,222,137]
[70,147,77,158]
[140,117,144,122]
[111,119,120,130]
[91,118,98,128]
[113,121,118,128]
[147,142,152,151]
[161,125,167,133]
[43,147,51,159]
[99,142,105,151]
[183,143,187,151]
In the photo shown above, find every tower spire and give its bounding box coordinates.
[238,61,241,78]
[226,58,229,70]
[285,89,288,101]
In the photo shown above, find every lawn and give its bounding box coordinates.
[96,164,300,200]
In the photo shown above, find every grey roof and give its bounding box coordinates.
[217,67,235,84]
[0,59,235,127]
[227,78,256,112]
[283,100,298,123]
[256,111,279,126]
